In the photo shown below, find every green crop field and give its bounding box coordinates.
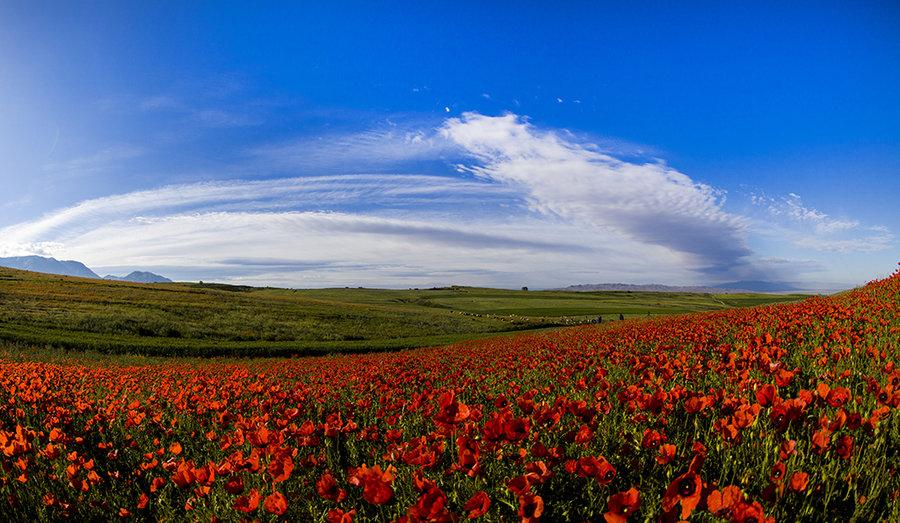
[0,267,809,357]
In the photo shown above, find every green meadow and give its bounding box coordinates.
[0,267,808,357]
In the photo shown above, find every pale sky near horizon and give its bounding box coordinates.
[1,2,898,290]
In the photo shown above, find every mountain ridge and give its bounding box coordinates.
[0,255,171,283]
[104,271,173,283]
[0,255,100,279]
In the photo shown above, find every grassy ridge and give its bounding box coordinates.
[0,267,808,356]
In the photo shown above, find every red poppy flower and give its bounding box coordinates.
[641,429,665,449]
[835,435,853,459]
[755,384,777,407]
[706,485,743,519]
[268,452,294,483]
[348,464,395,505]
[171,460,195,489]
[327,508,356,523]
[503,417,530,442]
[770,462,786,483]
[264,491,288,516]
[435,390,471,426]
[407,486,451,522]
[316,471,347,502]
[518,493,543,523]
[826,387,851,407]
[150,477,166,493]
[604,487,640,523]
[789,472,809,492]
[662,470,703,520]
[454,435,481,475]
[573,455,617,485]
[656,444,676,465]
[234,489,260,513]
[779,440,797,460]
[507,475,531,496]
[732,500,770,523]
[812,428,831,454]
[463,491,490,519]
[574,424,594,444]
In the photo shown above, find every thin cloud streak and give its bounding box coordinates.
[0,174,516,248]
[249,127,461,173]
[750,193,894,254]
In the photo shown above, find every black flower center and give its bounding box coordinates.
[679,477,696,497]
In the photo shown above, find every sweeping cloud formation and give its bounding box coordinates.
[0,113,892,289]
[442,113,752,276]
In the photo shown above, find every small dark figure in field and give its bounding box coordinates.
[619,313,624,321]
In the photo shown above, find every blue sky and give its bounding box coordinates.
[1,2,898,289]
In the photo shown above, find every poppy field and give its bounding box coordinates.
[0,269,898,522]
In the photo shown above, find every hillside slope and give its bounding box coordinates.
[0,267,807,356]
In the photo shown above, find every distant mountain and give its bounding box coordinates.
[0,255,100,279]
[0,255,173,283]
[103,271,173,284]
[563,281,800,294]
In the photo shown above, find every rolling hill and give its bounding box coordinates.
[0,266,809,356]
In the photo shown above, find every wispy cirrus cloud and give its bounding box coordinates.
[751,192,894,253]
[102,90,265,129]
[0,174,517,245]
[249,127,460,173]
[43,144,145,179]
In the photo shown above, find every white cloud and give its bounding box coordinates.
[0,172,692,287]
[441,112,752,277]
[250,128,460,172]
[0,174,516,245]
[8,208,688,288]
[751,192,893,253]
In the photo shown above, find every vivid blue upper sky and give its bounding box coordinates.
[1,2,898,289]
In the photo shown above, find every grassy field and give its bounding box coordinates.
[0,267,809,356]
